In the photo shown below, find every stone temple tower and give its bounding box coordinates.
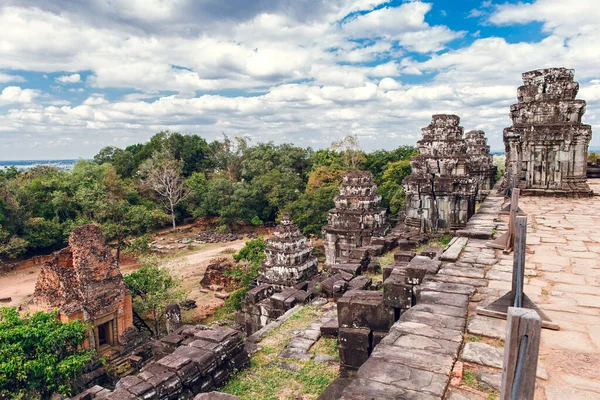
[322,171,388,265]
[465,130,497,200]
[259,213,318,289]
[504,67,592,196]
[403,115,477,233]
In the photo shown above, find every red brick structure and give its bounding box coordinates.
[29,224,134,352]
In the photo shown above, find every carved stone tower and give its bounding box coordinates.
[259,213,318,288]
[504,68,592,196]
[403,115,477,233]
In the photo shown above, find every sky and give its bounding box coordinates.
[0,0,599,160]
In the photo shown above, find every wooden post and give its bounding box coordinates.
[500,307,542,400]
[511,215,527,307]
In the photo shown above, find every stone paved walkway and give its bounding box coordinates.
[454,179,600,400]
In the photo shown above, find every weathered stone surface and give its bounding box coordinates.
[419,280,476,296]
[408,256,440,275]
[386,321,463,343]
[383,270,412,309]
[410,303,467,319]
[461,342,503,369]
[348,275,372,291]
[194,392,240,400]
[286,336,315,351]
[417,290,469,308]
[356,359,449,396]
[504,68,593,197]
[467,315,506,340]
[332,263,362,276]
[278,347,312,361]
[386,332,461,358]
[440,237,468,262]
[430,274,488,287]
[322,171,389,266]
[438,265,485,279]
[258,213,318,288]
[320,318,338,336]
[478,371,501,391]
[394,250,416,262]
[370,344,456,375]
[400,309,466,332]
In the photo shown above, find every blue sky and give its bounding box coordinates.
[0,0,599,159]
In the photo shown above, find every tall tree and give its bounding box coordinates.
[331,134,365,169]
[140,152,190,230]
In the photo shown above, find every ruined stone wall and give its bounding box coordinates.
[323,171,389,265]
[403,115,477,233]
[29,224,134,349]
[504,67,592,196]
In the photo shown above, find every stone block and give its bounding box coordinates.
[337,291,395,331]
[270,287,299,309]
[339,345,370,369]
[408,256,440,275]
[172,346,217,376]
[383,271,412,309]
[339,327,371,352]
[194,392,240,400]
[394,250,415,262]
[332,263,362,276]
[398,238,418,250]
[293,290,314,304]
[420,246,442,259]
[371,344,456,375]
[321,318,339,336]
[372,330,388,348]
[348,275,372,291]
[400,308,466,332]
[341,377,439,400]
[244,284,274,304]
[417,290,469,308]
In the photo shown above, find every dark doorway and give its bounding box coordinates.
[97,321,111,347]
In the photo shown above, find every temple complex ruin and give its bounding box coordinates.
[322,171,389,266]
[403,115,477,233]
[29,224,134,352]
[504,67,593,196]
[465,130,497,199]
[257,213,318,289]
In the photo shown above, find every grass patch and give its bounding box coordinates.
[461,368,500,400]
[221,305,339,400]
[377,251,395,267]
[465,334,504,348]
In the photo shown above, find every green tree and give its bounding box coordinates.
[378,160,412,214]
[0,307,93,399]
[124,261,186,337]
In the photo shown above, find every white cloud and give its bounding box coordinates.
[0,86,40,105]
[0,72,25,83]
[56,73,81,84]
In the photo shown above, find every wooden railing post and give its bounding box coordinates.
[500,307,542,400]
[511,215,527,307]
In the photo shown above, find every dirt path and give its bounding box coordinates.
[0,239,248,315]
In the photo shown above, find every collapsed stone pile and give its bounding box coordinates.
[73,325,249,399]
[199,258,237,289]
[322,171,389,266]
[504,67,592,196]
[403,115,477,234]
[258,213,318,288]
[194,232,243,243]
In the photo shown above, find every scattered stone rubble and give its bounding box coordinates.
[504,67,593,196]
[258,213,318,288]
[403,115,477,234]
[322,171,389,266]
[29,224,136,352]
[73,325,249,399]
[199,258,237,289]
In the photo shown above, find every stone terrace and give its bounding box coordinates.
[454,179,600,399]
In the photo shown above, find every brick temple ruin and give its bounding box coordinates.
[504,67,593,196]
[322,171,389,266]
[29,224,135,352]
[403,115,478,234]
[465,129,497,200]
[257,213,318,289]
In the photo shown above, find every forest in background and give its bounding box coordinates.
[0,132,417,261]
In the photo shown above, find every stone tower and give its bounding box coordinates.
[403,115,477,233]
[259,213,318,288]
[504,67,592,196]
[465,130,497,200]
[30,224,134,351]
[322,171,388,265]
